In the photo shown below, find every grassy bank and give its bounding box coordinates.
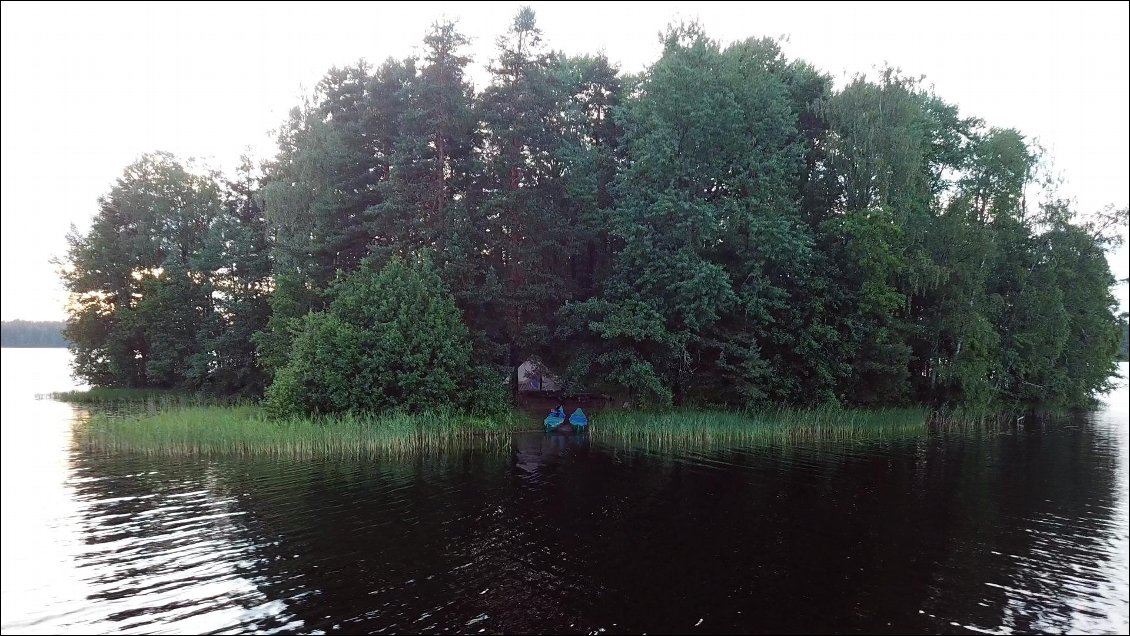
[76,405,522,457]
[592,407,931,447]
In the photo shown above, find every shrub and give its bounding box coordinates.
[266,253,484,417]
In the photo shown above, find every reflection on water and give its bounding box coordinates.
[1,349,1127,634]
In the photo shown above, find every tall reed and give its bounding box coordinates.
[77,406,520,458]
[590,406,931,448]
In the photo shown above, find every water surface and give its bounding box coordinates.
[2,349,1126,634]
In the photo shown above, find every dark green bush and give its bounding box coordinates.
[266,254,492,418]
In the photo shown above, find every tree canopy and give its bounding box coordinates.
[60,9,1127,414]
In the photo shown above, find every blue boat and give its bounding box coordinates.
[569,408,589,428]
[544,408,566,431]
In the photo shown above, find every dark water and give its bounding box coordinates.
[2,349,1127,634]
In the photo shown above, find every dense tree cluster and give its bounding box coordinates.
[61,9,1126,413]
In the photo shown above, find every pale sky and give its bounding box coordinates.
[2,0,1127,321]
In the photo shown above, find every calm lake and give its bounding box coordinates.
[1,348,1126,634]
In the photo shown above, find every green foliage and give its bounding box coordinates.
[60,152,224,389]
[372,20,477,260]
[265,254,484,417]
[60,10,1125,416]
[261,62,398,289]
[197,158,274,396]
[61,152,278,395]
[566,27,817,407]
[822,206,911,405]
[594,407,930,446]
[252,271,322,379]
[134,269,213,388]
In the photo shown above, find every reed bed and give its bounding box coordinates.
[927,407,1051,432]
[590,406,932,447]
[49,387,234,408]
[76,406,521,458]
[70,397,1024,458]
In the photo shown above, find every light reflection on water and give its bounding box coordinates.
[1,349,1126,634]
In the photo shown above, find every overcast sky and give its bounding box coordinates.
[2,0,1127,320]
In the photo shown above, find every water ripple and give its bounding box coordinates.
[1,351,1126,634]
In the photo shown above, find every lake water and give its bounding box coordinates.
[1,348,1126,634]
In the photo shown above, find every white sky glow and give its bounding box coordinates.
[2,0,1127,320]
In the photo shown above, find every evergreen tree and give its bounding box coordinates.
[475,6,571,392]
[374,20,476,260]
[198,157,274,395]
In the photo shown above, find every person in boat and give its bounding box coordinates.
[550,404,565,418]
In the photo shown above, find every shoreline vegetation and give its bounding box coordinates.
[70,404,931,457]
[73,405,520,458]
[57,389,1035,457]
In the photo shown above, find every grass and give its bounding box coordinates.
[49,387,234,407]
[69,396,1023,458]
[75,405,523,458]
[927,406,1042,432]
[590,406,932,447]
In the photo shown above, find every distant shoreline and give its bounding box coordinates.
[1,320,67,348]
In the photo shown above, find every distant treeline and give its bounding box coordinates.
[60,7,1127,414]
[1,320,67,347]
